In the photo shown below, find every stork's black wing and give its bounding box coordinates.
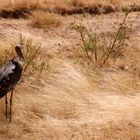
[0,61,16,98]
[0,61,15,81]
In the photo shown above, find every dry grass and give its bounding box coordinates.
[0,37,140,139]
[0,0,139,10]
[0,0,139,19]
[0,58,140,140]
[0,2,140,140]
[70,0,88,7]
[30,11,61,30]
[0,0,45,10]
[0,43,14,68]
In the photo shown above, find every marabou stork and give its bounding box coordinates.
[0,45,25,121]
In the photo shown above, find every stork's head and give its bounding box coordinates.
[13,44,25,66]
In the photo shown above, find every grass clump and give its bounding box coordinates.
[18,35,47,75]
[30,11,61,30]
[70,0,87,7]
[0,46,14,67]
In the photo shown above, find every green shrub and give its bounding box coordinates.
[74,11,130,68]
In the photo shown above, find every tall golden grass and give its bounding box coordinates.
[0,58,140,139]
[0,0,139,10]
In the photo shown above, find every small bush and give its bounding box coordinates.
[18,35,47,75]
[74,11,130,68]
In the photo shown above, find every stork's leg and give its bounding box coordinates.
[5,94,8,121]
[9,88,14,122]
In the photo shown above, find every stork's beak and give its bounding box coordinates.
[15,45,25,62]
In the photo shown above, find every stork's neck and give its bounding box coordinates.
[12,56,24,67]
[15,46,25,62]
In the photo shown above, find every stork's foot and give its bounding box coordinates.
[4,109,12,122]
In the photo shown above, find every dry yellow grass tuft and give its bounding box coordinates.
[30,11,61,30]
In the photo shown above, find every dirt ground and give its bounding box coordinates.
[0,10,140,140]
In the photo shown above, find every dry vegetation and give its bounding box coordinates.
[31,11,61,30]
[0,0,140,140]
[0,0,140,9]
[0,0,139,18]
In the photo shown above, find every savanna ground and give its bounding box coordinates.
[0,0,140,140]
